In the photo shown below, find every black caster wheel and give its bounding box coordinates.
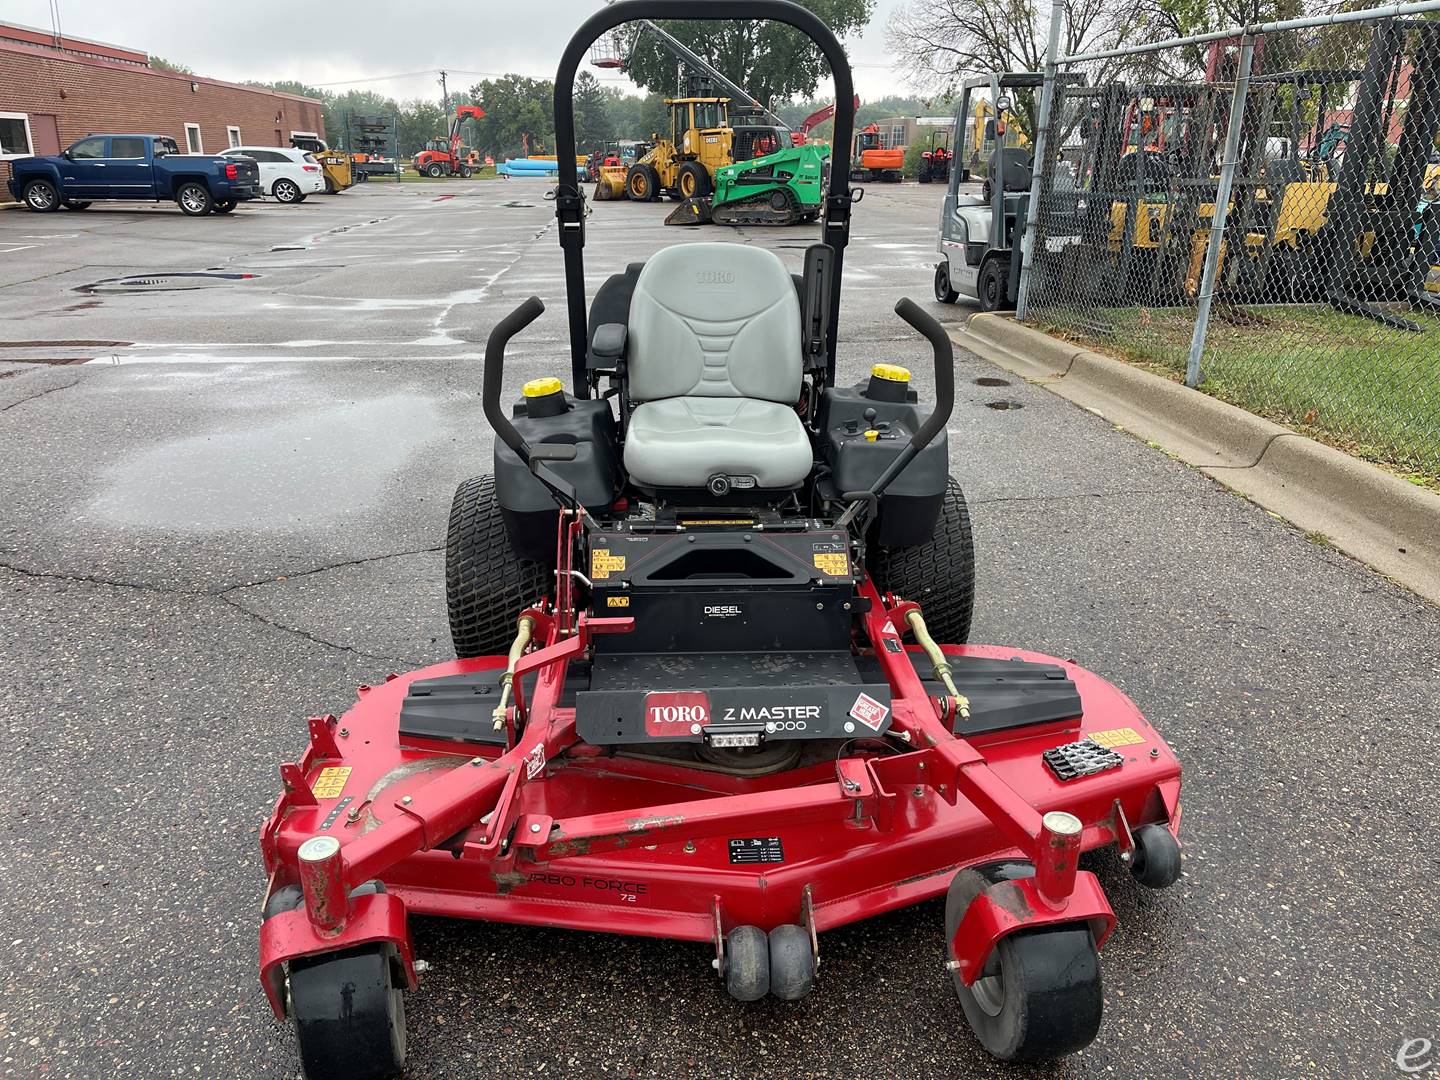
[724,925,770,1002]
[945,863,1103,1062]
[289,945,406,1080]
[768,924,815,1001]
[1129,824,1182,889]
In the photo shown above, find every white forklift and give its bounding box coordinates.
[934,72,1044,311]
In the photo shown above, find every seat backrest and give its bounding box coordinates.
[627,243,803,403]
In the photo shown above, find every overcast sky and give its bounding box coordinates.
[12,0,914,104]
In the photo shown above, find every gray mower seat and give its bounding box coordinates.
[623,243,811,489]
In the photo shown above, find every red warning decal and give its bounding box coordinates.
[848,692,890,731]
[644,691,711,737]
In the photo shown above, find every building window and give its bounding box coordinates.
[890,124,906,148]
[184,123,203,153]
[227,126,242,148]
[0,112,33,159]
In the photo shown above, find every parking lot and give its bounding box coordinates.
[1,178,1438,1079]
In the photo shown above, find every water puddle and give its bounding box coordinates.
[88,393,443,531]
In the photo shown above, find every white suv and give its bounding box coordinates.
[223,146,326,204]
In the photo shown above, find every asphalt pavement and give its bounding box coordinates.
[1,177,1437,1079]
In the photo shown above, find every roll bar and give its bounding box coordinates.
[551,0,857,397]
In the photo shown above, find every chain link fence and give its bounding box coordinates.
[1018,2,1440,481]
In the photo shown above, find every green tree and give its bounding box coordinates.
[605,89,670,141]
[149,55,194,75]
[618,0,875,109]
[574,71,613,151]
[465,75,555,158]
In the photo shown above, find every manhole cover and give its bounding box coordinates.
[985,400,1024,410]
[975,376,1010,387]
[77,272,257,294]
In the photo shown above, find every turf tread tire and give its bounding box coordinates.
[868,475,975,643]
[446,475,552,658]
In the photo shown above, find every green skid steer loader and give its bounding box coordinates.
[666,141,830,227]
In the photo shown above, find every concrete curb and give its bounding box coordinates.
[953,312,1440,604]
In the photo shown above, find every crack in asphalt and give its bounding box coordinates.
[214,544,444,595]
[1,377,81,413]
[1,543,444,665]
[969,487,1174,506]
[214,592,417,665]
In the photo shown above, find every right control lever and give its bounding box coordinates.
[837,297,954,529]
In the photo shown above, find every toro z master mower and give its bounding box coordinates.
[257,4,1184,1077]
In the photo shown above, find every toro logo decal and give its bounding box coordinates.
[645,691,710,737]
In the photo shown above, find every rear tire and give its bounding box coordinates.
[426,163,445,178]
[446,475,553,658]
[289,946,406,1080]
[273,178,302,204]
[979,257,1011,312]
[868,476,975,643]
[945,863,1103,1062]
[176,183,213,215]
[23,180,59,212]
[212,199,237,214]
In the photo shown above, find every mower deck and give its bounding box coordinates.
[261,627,1179,1005]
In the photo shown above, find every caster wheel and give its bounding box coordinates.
[724,925,770,1002]
[1129,824,1182,889]
[768,924,815,1001]
[945,863,1103,1062]
[289,945,406,1080]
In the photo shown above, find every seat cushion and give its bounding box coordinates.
[627,243,803,403]
[624,397,812,489]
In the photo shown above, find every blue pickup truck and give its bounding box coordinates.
[7,134,261,215]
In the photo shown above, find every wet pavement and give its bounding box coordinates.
[1,178,1437,1079]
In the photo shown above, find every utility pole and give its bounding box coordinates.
[438,70,450,115]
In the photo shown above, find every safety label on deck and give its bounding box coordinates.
[312,766,351,799]
[728,837,784,864]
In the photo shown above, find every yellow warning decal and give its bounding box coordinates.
[1089,727,1144,749]
[606,595,630,607]
[813,552,849,576]
[312,766,352,799]
[591,550,626,579]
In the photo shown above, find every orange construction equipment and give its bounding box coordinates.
[850,122,904,182]
[415,104,487,177]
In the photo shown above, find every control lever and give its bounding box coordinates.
[837,298,954,530]
[483,297,594,525]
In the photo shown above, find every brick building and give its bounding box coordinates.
[1,21,325,197]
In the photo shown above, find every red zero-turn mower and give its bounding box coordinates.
[257,4,1183,1076]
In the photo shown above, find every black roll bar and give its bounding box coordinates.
[551,0,857,397]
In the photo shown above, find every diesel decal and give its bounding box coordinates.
[703,604,742,618]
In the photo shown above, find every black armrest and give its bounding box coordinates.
[589,322,627,368]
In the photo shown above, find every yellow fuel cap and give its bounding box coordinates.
[864,429,880,441]
[522,377,564,398]
[870,363,910,382]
